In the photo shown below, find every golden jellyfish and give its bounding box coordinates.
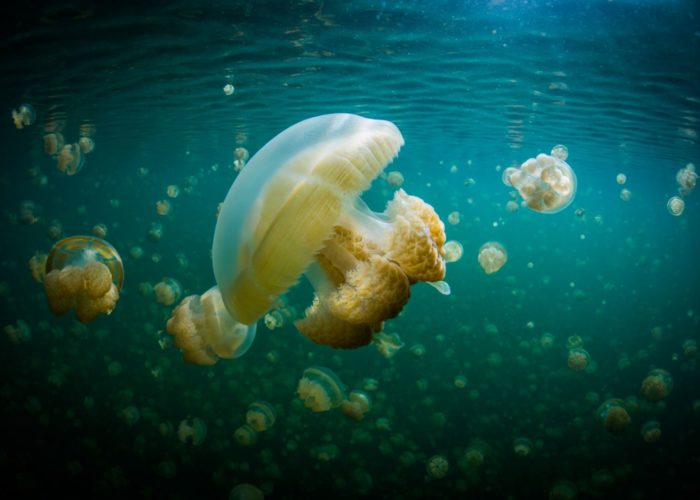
[177,417,207,445]
[640,368,673,402]
[596,398,630,434]
[340,390,371,421]
[550,144,568,160]
[372,331,404,358]
[386,170,404,187]
[447,210,461,225]
[154,277,182,306]
[166,184,180,198]
[233,424,258,446]
[676,163,697,196]
[165,286,256,365]
[156,199,172,216]
[29,252,47,282]
[297,366,346,412]
[12,103,35,129]
[233,147,250,172]
[667,196,685,216]
[223,83,235,95]
[43,132,65,156]
[567,348,590,372]
[91,223,108,238]
[246,400,276,432]
[212,114,447,350]
[444,240,463,263]
[19,200,39,225]
[426,454,449,479]
[502,149,577,213]
[263,310,284,330]
[641,420,661,443]
[47,220,63,240]
[78,136,95,154]
[43,236,123,323]
[477,241,507,274]
[56,143,84,175]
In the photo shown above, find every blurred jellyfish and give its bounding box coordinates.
[454,375,467,388]
[12,103,35,129]
[596,399,630,434]
[444,240,463,263]
[513,437,533,456]
[311,444,340,462]
[667,196,685,216]
[478,242,507,274]
[246,401,276,432]
[120,406,140,426]
[212,114,446,350]
[79,136,95,154]
[19,200,39,225]
[426,455,449,479]
[540,332,555,349]
[619,188,631,202]
[567,348,591,372]
[233,424,258,446]
[386,170,404,187]
[566,335,583,349]
[372,331,404,358]
[91,223,108,238]
[156,199,172,216]
[177,417,207,445]
[166,184,180,198]
[166,285,256,365]
[229,483,264,500]
[640,368,673,402]
[43,132,65,156]
[223,83,235,96]
[263,310,284,330]
[506,200,520,212]
[549,480,578,500]
[464,441,488,467]
[616,173,627,185]
[641,420,661,443]
[56,143,85,175]
[47,220,63,240]
[340,390,371,421]
[676,163,697,196]
[297,366,346,412]
[409,343,426,357]
[502,149,577,213]
[4,319,31,344]
[550,144,568,160]
[130,246,144,259]
[682,339,697,359]
[148,222,163,242]
[232,147,249,172]
[155,278,181,306]
[29,252,47,282]
[362,377,379,392]
[447,211,461,225]
[43,236,123,323]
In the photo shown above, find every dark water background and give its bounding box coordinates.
[1,1,699,498]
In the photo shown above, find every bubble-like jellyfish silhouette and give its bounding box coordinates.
[43,236,123,323]
[56,143,84,175]
[212,114,447,350]
[667,196,685,216]
[297,366,346,412]
[596,398,630,434]
[502,149,577,213]
[166,286,256,365]
[246,400,276,432]
[640,368,673,402]
[12,103,35,129]
[177,417,207,445]
[340,390,371,421]
[478,242,507,274]
[513,437,533,456]
[29,252,47,282]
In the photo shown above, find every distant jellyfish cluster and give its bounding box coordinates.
[12,103,35,129]
[640,368,673,402]
[297,366,346,412]
[165,286,256,365]
[502,146,577,213]
[478,241,507,274]
[43,236,123,323]
[39,117,96,175]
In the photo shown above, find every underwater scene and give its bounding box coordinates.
[1,1,699,498]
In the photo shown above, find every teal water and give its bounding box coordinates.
[1,1,699,498]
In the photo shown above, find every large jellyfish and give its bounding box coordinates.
[43,236,123,323]
[502,147,577,213]
[212,113,447,350]
[166,286,256,365]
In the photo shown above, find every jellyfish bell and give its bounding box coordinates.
[43,132,65,156]
[12,103,35,129]
[229,483,264,500]
[177,417,207,445]
[233,424,258,446]
[56,143,85,175]
[596,398,630,434]
[166,285,256,365]
[426,455,449,479]
[155,278,182,306]
[245,400,276,432]
[340,390,372,421]
[372,331,404,358]
[513,437,533,456]
[212,113,447,350]
[297,366,346,412]
[79,136,95,154]
[640,368,673,402]
[478,241,507,274]
[667,196,685,216]
[567,348,591,372]
[43,236,123,323]
[444,240,463,263]
[641,420,661,443]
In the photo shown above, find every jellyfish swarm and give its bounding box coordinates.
[43,236,123,323]
[212,114,447,350]
[297,366,346,412]
[502,150,577,213]
[166,286,256,365]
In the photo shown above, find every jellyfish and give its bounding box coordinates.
[223,83,235,95]
[4,319,31,344]
[166,184,180,198]
[43,132,65,156]
[229,483,264,500]
[340,390,371,421]
[245,400,276,432]
[18,200,39,225]
[29,252,48,282]
[233,147,249,172]
[156,199,172,216]
[513,437,533,456]
[79,136,95,154]
[148,222,163,242]
[502,149,576,213]
[372,331,404,358]
[667,196,685,216]
[177,417,207,445]
[566,334,583,349]
[12,103,35,129]
[619,188,631,201]
[640,368,673,402]
[386,170,404,187]
[596,399,630,434]
[682,339,697,359]
[426,455,449,479]
[567,348,590,372]
[166,286,256,365]
[616,173,627,185]
[464,441,488,467]
[56,143,84,175]
[43,236,123,323]
[233,424,258,446]
[47,220,63,240]
[92,223,108,238]
[676,163,697,196]
[212,113,447,350]
[478,242,507,274]
[447,211,461,225]
[641,420,661,443]
[155,278,181,306]
[296,366,346,412]
[444,240,463,263]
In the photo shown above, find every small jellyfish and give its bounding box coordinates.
[43,132,65,156]
[43,236,123,323]
[478,242,507,274]
[155,278,182,306]
[130,246,144,259]
[616,173,627,185]
[641,420,661,443]
[19,200,39,225]
[386,170,404,187]
[91,223,108,238]
[667,196,685,216]
[47,220,63,240]
[540,332,555,349]
[596,398,630,434]
[505,200,520,212]
[165,286,257,365]
[502,150,577,213]
[676,163,697,196]
[263,310,284,330]
[148,222,163,242]
[513,437,533,456]
[166,185,180,198]
[426,454,449,479]
[340,390,371,421]
[233,424,258,446]
[177,417,207,445]
[682,339,697,359]
[372,331,404,358]
[79,136,95,154]
[447,211,461,225]
[550,144,568,160]
[4,319,31,344]
[223,83,235,96]
[12,103,35,129]
[567,348,590,372]
[297,366,346,412]
[444,240,463,263]
[246,401,276,432]
[29,252,47,282]
[619,188,631,202]
[566,334,583,349]
[156,199,172,216]
[232,147,249,172]
[640,368,673,402]
[56,143,85,175]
